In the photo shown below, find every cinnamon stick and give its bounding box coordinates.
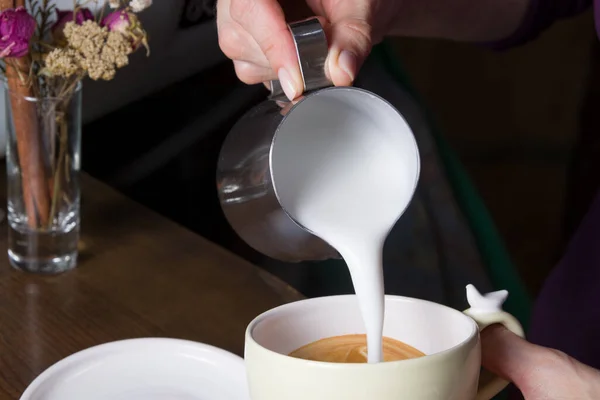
[0,1,12,11]
[2,0,51,228]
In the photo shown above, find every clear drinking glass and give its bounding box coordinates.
[5,82,82,274]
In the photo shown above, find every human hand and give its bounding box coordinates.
[481,324,600,399]
[216,0,401,100]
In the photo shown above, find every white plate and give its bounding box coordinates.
[20,338,251,400]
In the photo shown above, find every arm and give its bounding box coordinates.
[388,0,593,49]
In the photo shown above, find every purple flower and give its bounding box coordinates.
[0,7,36,58]
[51,8,94,45]
[101,10,130,33]
[102,10,149,54]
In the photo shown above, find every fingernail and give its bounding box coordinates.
[338,50,357,82]
[278,68,297,101]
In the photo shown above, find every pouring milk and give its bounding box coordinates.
[271,88,419,363]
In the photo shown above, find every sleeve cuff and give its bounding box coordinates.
[482,0,593,51]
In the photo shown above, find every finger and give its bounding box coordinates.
[218,22,271,66]
[327,19,371,86]
[233,60,276,85]
[217,0,270,66]
[228,0,303,100]
[307,0,372,86]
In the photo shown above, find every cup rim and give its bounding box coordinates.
[245,294,479,369]
[2,77,83,101]
[269,86,421,251]
[272,86,421,198]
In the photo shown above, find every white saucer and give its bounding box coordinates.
[20,338,250,400]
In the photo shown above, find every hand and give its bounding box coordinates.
[481,324,600,399]
[216,0,401,100]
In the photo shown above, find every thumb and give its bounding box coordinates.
[325,18,372,87]
[484,325,600,399]
[481,324,538,388]
[481,324,584,398]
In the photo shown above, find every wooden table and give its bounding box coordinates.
[0,174,303,399]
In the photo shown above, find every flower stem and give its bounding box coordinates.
[48,113,67,229]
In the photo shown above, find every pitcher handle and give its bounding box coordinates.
[463,285,525,400]
[269,18,332,102]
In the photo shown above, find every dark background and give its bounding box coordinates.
[392,10,597,295]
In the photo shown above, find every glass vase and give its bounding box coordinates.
[4,81,82,274]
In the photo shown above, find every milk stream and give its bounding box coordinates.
[287,144,410,363]
[272,92,414,363]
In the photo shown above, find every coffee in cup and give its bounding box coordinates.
[289,334,425,363]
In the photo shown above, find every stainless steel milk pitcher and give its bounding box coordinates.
[216,18,420,262]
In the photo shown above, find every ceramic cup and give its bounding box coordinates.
[245,285,523,400]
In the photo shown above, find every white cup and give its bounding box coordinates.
[245,285,523,400]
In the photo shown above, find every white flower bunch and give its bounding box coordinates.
[108,0,152,12]
[129,0,152,12]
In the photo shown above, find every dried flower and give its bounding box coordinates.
[102,10,149,54]
[129,0,152,13]
[0,7,36,58]
[45,21,132,81]
[108,0,121,8]
[43,48,82,77]
[51,8,95,47]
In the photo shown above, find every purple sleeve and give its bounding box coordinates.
[488,0,593,50]
[527,190,600,369]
